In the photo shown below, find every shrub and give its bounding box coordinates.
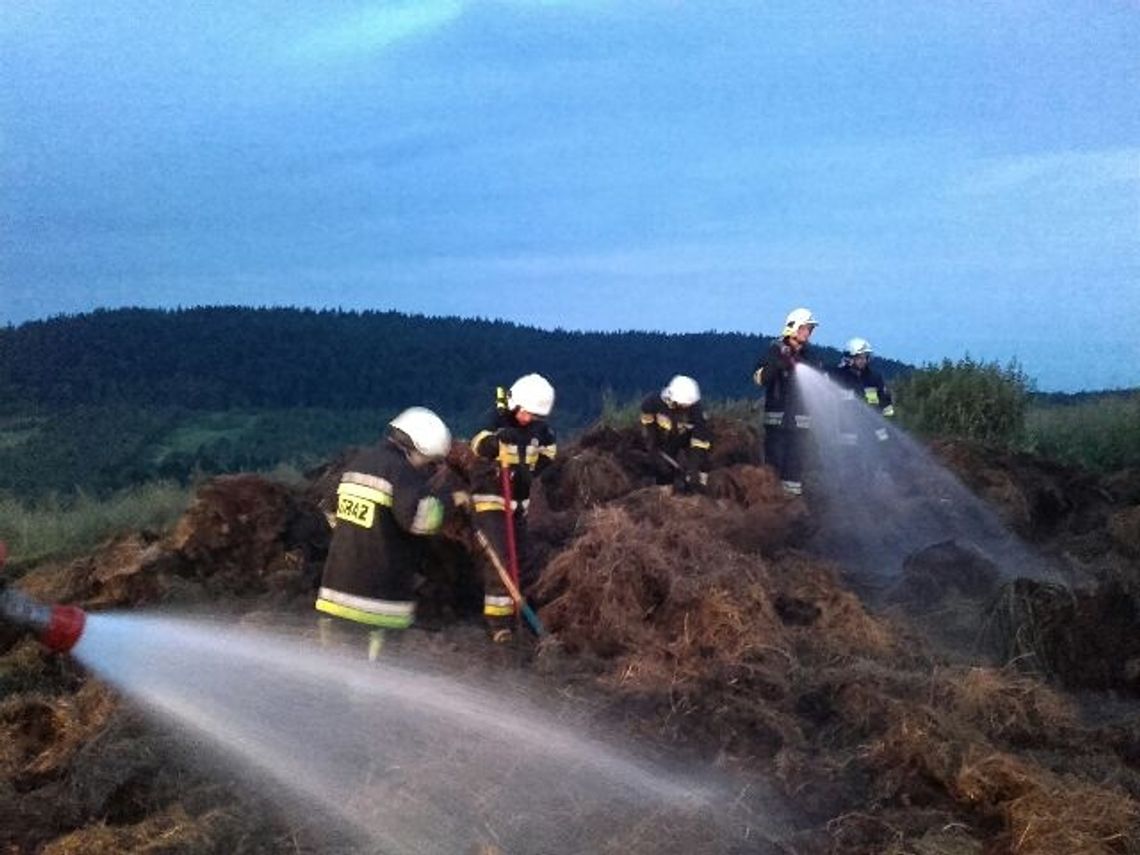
[1026,393,1140,472]
[894,358,1033,447]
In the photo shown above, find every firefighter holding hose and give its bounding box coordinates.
[753,308,819,497]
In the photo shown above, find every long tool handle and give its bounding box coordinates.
[472,527,547,637]
[658,450,683,472]
[499,458,522,624]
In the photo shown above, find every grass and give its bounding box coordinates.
[589,392,761,434]
[1025,393,1140,473]
[0,481,193,567]
[590,390,644,430]
[150,411,259,462]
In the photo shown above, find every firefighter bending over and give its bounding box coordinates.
[753,307,819,496]
[316,407,463,660]
[639,374,712,495]
[470,373,557,642]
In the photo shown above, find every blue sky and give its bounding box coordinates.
[1,1,1137,391]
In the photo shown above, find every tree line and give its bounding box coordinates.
[0,306,908,429]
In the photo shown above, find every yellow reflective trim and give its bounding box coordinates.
[471,430,496,454]
[639,413,654,425]
[315,598,413,629]
[473,493,505,514]
[690,438,711,450]
[864,388,881,405]
[540,443,556,459]
[655,413,673,430]
[410,496,444,535]
[338,482,392,506]
[484,603,515,617]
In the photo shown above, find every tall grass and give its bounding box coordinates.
[591,389,645,431]
[589,390,761,434]
[0,481,192,566]
[1025,393,1140,473]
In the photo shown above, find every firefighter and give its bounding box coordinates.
[470,373,557,642]
[829,337,895,443]
[639,375,712,494]
[824,337,897,491]
[315,407,462,660]
[753,307,819,496]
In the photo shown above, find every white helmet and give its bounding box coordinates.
[662,375,700,407]
[845,337,873,357]
[782,307,819,337]
[389,407,452,459]
[508,373,555,417]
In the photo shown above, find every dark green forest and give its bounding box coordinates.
[1,306,905,421]
[0,306,908,497]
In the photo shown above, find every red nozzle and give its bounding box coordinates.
[40,605,87,653]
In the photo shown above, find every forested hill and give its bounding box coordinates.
[0,307,908,428]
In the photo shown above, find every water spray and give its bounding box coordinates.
[0,540,87,654]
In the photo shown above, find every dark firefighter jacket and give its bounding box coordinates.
[639,393,712,462]
[827,360,895,414]
[470,407,557,513]
[316,438,447,629]
[753,338,816,428]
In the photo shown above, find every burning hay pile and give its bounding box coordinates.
[524,425,1140,852]
[3,419,1140,853]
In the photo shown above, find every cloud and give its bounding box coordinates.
[956,148,1140,197]
[291,0,465,60]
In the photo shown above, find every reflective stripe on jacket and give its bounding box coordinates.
[317,439,446,626]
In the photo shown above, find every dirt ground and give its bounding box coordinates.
[3,420,1140,854]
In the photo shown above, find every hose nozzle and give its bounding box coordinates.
[0,585,87,654]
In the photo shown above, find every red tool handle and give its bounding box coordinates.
[499,461,521,615]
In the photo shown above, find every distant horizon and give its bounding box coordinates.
[4,301,1136,395]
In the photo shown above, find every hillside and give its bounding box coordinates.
[0,306,910,427]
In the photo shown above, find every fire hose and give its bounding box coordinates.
[0,540,87,654]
